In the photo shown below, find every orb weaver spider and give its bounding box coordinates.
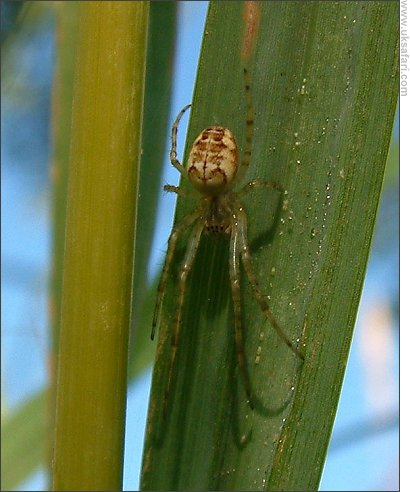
[152,67,304,413]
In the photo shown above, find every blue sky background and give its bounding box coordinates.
[2,3,398,490]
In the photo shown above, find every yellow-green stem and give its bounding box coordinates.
[52,2,148,490]
[49,2,80,482]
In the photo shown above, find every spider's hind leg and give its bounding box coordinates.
[230,221,254,409]
[235,207,304,361]
[152,210,201,340]
[163,219,204,417]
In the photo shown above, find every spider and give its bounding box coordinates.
[152,67,304,413]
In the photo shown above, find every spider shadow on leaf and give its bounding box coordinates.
[152,234,232,438]
[242,181,285,251]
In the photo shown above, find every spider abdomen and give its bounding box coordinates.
[187,126,238,195]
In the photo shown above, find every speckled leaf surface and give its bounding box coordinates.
[141,2,398,490]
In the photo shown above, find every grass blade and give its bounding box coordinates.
[1,393,46,491]
[129,1,177,375]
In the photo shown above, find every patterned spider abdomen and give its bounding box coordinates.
[187,126,238,195]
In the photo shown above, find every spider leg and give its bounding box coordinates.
[170,104,191,178]
[230,221,254,408]
[164,184,197,199]
[235,66,254,186]
[235,207,304,361]
[236,179,283,198]
[164,219,204,416]
[152,209,201,340]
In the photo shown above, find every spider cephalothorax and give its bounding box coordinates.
[152,67,304,415]
[202,196,232,235]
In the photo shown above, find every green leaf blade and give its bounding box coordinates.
[141,2,398,490]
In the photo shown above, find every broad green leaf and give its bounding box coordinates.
[141,2,398,490]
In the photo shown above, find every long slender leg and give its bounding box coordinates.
[152,209,201,340]
[236,179,283,198]
[235,66,254,186]
[235,207,304,360]
[230,222,254,408]
[164,220,204,416]
[170,104,191,177]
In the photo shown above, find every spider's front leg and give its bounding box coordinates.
[235,206,304,361]
[163,219,204,417]
[163,185,186,196]
[234,67,254,186]
[170,103,191,177]
[164,184,198,199]
[230,220,254,409]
